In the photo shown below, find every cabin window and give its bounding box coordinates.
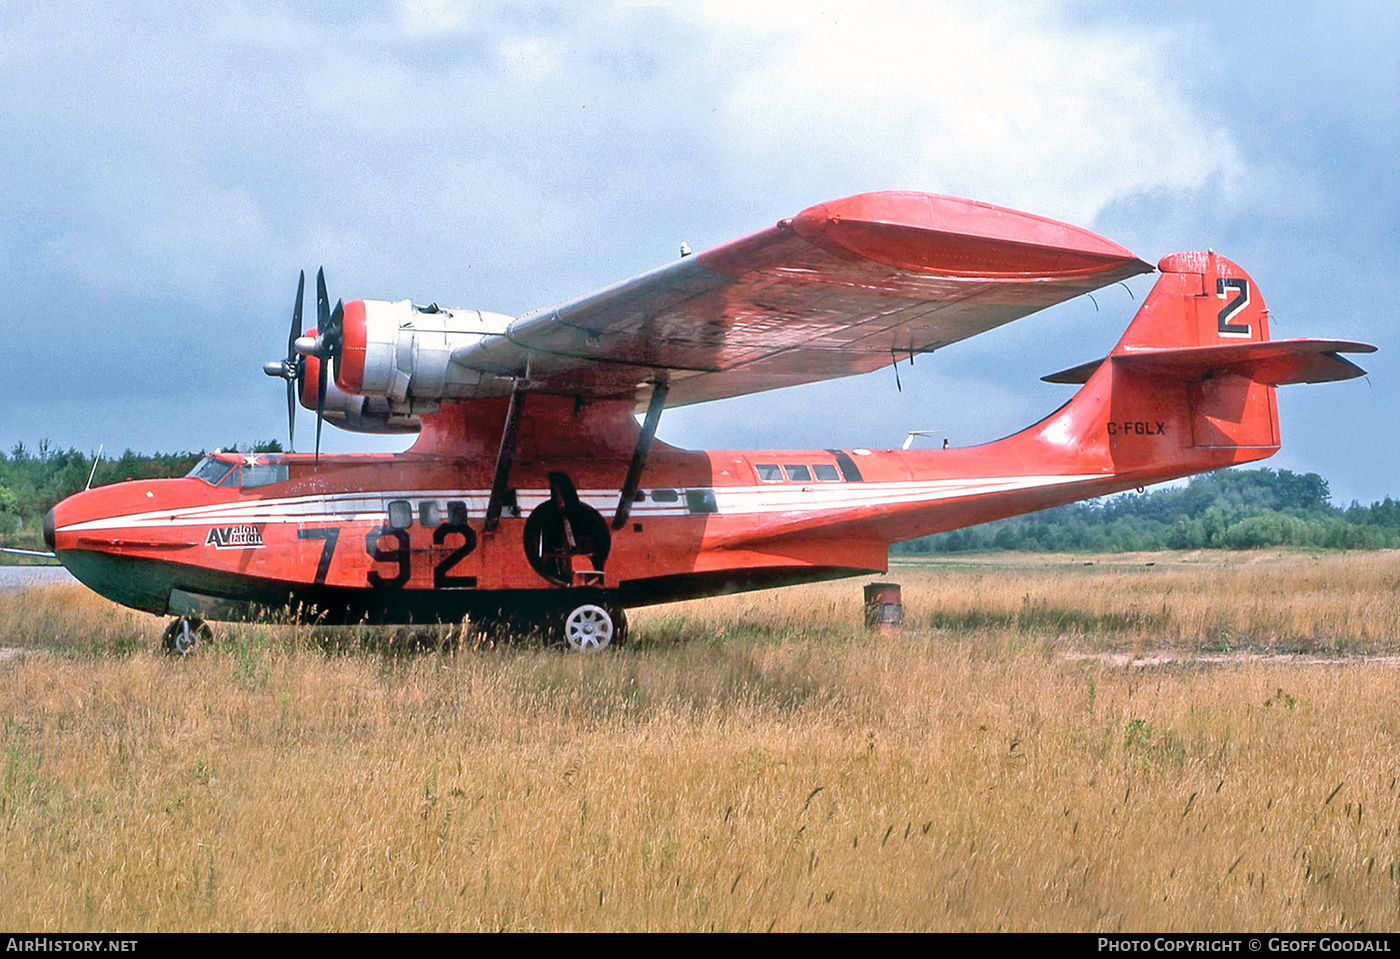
[387,499,413,530]
[812,463,841,482]
[419,502,441,527]
[447,501,469,525]
[500,489,520,518]
[651,489,679,503]
[218,467,241,488]
[685,489,718,514]
[241,463,288,488]
[783,464,812,482]
[755,464,783,482]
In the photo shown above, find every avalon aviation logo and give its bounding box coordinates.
[205,525,265,550]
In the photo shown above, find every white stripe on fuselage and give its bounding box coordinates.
[57,474,1103,534]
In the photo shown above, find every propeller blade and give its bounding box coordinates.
[287,271,305,452]
[286,379,296,454]
[316,267,329,331]
[329,298,344,338]
[328,298,345,379]
[315,352,327,466]
[290,270,305,358]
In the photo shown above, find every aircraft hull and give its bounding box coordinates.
[46,440,1256,626]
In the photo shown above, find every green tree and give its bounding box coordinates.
[892,467,1398,555]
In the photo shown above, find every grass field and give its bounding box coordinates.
[1,550,1397,931]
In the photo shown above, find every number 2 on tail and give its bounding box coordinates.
[1217,278,1251,337]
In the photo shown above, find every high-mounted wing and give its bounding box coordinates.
[453,192,1152,407]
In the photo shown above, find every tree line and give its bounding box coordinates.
[894,468,1400,554]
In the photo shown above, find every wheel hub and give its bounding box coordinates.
[162,616,210,656]
[564,604,614,651]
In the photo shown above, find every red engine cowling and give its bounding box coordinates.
[331,299,516,402]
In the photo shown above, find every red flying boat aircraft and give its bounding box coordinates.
[41,192,1374,652]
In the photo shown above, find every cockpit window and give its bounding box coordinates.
[188,456,288,489]
[188,456,235,486]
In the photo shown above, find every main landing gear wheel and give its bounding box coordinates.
[561,603,627,652]
[162,616,211,656]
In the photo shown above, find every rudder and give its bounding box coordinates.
[1113,251,1269,352]
[1021,252,1363,479]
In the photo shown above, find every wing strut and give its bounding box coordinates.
[483,382,528,533]
[611,380,669,530]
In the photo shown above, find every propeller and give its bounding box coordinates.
[262,270,305,452]
[263,267,343,464]
[310,268,345,465]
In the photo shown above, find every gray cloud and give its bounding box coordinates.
[1,1,1393,501]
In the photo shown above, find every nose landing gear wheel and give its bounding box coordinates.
[162,616,211,655]
[561,603,627,652]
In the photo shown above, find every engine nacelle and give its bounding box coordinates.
[337,300,516,403]
[300,352,420,434]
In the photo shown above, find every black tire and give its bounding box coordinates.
[161,616,212,655]
[609,605,629,648]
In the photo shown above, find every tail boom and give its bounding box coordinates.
[792,251,1376,548]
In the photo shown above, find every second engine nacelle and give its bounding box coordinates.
[336,299,516,403]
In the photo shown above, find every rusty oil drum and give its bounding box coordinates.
[863,582,903,633]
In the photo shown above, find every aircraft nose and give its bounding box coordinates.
[43,508,55,551]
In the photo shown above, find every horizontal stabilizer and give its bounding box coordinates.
[1117,339,1374,384]
[1045,338,1375,386]
[1041,358,1103,384]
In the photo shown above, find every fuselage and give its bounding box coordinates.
[45,425,1245,625]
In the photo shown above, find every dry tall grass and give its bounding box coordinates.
[892,550,1400,652]
[0,551,1397,931]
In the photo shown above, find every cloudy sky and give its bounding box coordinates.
[2,1,1395,502]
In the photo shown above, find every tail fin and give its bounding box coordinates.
[1021,252,1373,479]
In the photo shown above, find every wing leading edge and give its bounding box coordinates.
[453,192,1153,408]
